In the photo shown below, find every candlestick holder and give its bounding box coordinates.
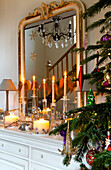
[50,103,56,130]
[20,100,26,122]
[61,96,69,120]
[42,99,47,110]
[32,96,39,118]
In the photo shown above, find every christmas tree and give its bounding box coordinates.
[49,0,111,169]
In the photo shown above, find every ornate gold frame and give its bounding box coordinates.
[18,0,86,107]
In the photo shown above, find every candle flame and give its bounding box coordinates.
[22,78,25,83]
[64,71,67,78]
[9,113,15,117]
[52,76,55,82]
[33,75,35,81]
[43,79,46,84]
[46,107,51,111]
[38,118,48,122]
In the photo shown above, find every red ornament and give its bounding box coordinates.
[86,149,97,165]
[78,65,84,92]
[107,144,111,151]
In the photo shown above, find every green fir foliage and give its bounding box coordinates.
[92,150,111,170]
[49,0,111,169]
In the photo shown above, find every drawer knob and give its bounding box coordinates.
[1,144,4,147]
[41,154,43,158]
[19,148,21,152]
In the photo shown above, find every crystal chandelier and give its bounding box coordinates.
[37,16,74,48]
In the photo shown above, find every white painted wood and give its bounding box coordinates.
[0,139,29,158]
[31,162,56,170]
[0,129,80,170]
[0,152,28,170]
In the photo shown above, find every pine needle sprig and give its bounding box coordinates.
[82,0,111,19]
[80,53,100,65]
[87,19,106,31]
[92,151,111,170]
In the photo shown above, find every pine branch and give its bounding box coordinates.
[86,11,111,32]
[66,102,111,117]
[82,0,111,19]
[105,11,111,19]
[49,102,111,136]
[73,121,105,162]
[71,44,102,53]
[80,53,99,65]
[87,19,106,31]
[92,151,111,170]
[100,12,111,32]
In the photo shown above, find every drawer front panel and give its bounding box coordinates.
[31,147,63,167]
[0,139,29,158]
[31,162,55,170]
[0,152,28,170]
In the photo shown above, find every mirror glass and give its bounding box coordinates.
[25,11,76,82]
[24,10,77,113]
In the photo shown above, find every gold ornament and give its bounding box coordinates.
[103,64,111,84]
[58,121,78,163]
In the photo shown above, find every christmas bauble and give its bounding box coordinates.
[107,144,111,151]
[100,33,111,42]
[86,149,98,165]
[103,80,111,87]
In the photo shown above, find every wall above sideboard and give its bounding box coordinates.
[0,0,108,110]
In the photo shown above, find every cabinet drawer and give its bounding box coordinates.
[31,162,55,170]
[31,147,63,167]
[0,139,29,158]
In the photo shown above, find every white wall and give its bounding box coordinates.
[0,0,109,110]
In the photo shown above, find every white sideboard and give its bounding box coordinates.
[0,129,80,170]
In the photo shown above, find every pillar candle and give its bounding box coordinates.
[33,75,35,97]
[64,71,67,97]
[107,131,110,140]
[52,76,55,104]
[5,114,18,125]
[43,79,46,100]
[33,118,49,133]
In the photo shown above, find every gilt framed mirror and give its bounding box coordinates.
[18,0,86,113]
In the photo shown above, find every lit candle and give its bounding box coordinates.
[33,75,35,97]
[5,113,18,125]
[43,79,46,100]
[52,76,55,104]
[42,108,51,115]
[22,78,25,103]
[107,131,110,140]
[33,118,49,133]
[64,71,67,97]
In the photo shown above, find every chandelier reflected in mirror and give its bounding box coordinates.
[37,16,75,48]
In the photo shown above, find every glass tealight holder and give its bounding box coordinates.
[61,96,69,120]
[5,111,18,127]
[42,99,47,110]
[32,96,40,118]
[50,103,56,131]
[42,107,51,120]
[20,100,26,122]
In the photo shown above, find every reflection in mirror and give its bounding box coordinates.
[25,11,76,114]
